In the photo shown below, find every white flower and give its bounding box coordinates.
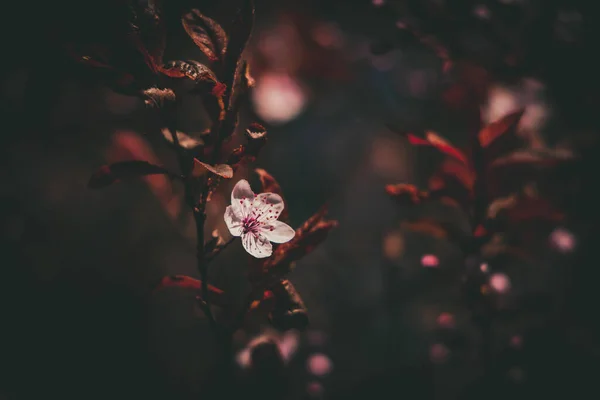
[224,179,295,258]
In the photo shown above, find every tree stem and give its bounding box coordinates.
[166,111,217,330]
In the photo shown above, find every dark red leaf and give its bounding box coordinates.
[160,60,225,121]
[88,160,177,188]
[262,205,338,274]
[182,10,228,62]
[161,60,218,83]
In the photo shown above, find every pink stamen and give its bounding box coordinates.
[242,216,262,234]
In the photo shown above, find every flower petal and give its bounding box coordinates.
[252,193,285,222]
[260,220,295,243]
[232,179,255,201]
[231,179,255,218]
[242,232,273,258]
[224,205,243,237]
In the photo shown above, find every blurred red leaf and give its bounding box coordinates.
[489,148,574,168]
[401,219,449,239]
[107,130,181,221]
[406,132,469,164]
[478,109,525,161]
[154,275,225,305]
[486,149,575,198]
[487,194,518,219]
[88,161,175,188]
[385,183,429,205]
[428,158,475,208]
[437,158,475,189]
[503,197,565,224]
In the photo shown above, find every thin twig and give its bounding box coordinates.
[165,108,217,330]
[206,236,237,264]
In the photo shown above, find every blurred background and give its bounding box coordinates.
[1,0,599,399]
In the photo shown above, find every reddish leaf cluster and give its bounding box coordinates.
[387,109,574,253]
[79,1,333,335]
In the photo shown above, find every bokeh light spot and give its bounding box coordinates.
[489,273,511,294]
[550,228,576,253]
[429,343,449,364]
[480,262,489,273]
[421,254,439,268]
[252,73,307,125]
[307,353,333,376]
[436,312,456,329]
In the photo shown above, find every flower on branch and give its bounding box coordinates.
[225,179,295,258]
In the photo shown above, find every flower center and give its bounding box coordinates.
[242,216,261,234]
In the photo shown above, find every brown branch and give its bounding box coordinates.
[165,107,217,330]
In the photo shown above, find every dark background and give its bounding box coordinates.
[1,0,599,399]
